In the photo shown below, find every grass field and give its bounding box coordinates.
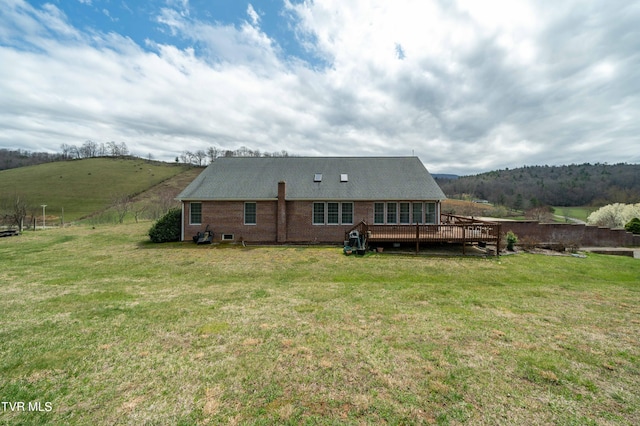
[1,223,639,425]
[553,206,598,223]
[0,158,189,222]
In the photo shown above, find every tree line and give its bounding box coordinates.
[0,142,131,171]
[60,141,129,159]
[437,163,640,209]
[0,149,63,170]
[177,146,291,166]
[1,143,291,171]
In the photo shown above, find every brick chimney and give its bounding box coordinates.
[277,181,287,242]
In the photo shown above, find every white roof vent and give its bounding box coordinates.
[314,173,322,182]
[340,173,348,182]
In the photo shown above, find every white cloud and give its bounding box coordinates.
[247,4,260,26]
[0,0,639,174]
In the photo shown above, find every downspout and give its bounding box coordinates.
[277,181,287,243]
[181,202,185,241]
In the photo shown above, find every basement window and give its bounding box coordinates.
[314,173,323,182]
[222,234,234,241]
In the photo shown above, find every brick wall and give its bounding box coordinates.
[284,201,372,243]
[183,201,277,242]
[503,221,640,247]
[183,200,442,243]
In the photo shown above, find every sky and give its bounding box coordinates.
[1,0,639,175]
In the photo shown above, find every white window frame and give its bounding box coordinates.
[327,202,339,225]
[399,202,410,224]
[190,202,202,225]
[425,202,437,224]
[341,202,353,225]
[386,202,397,224]
[313,202,325,225]
[412,202,423,224]
[244,202,257,225]
[374,202,385,224]
[313,202,354,225]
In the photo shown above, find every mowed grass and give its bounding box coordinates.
[1,223,639,425]
[553,206,598,223]
[0,158,189,221]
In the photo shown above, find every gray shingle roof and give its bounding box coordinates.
[177,157,446,201]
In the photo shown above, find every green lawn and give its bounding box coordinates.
[1,223,639,425]
[553,206,598,223]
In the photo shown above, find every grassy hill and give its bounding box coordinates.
[0,157,194,222]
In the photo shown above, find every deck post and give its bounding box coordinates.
[415,224,420,254]
[462,226,466,255]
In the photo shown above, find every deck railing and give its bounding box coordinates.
[364,224,501,242]
[345,215,502,256]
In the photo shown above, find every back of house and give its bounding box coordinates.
[176,156,446,243]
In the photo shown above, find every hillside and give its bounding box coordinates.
[436,163,640,209]
[0,158,192,222]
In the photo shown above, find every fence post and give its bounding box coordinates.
[416,224,420,254]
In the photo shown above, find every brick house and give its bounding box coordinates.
[176,156,447,243]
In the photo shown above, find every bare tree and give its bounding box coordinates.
[525,206,554,223]
[206,146,221,163]
[80,140,98,158]
[194,150,207,166]
[112,194,133,224]
[69,145,80,159]
[60,144,72,160]
[1,194,30,232]
[119,142,129,156]
[158,189,178,218]
[133,203,148,223]
[180,150,195,165]
[107,141,119,157]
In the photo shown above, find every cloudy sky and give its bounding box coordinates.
[1,0,638,174]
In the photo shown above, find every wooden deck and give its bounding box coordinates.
[346,214,502,256]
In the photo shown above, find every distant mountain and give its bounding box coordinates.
[436,163,640,208]
[432,173,459,180]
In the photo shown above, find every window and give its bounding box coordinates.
[222,234,234,241]
[386,202,397,224]
[313,202,325,224]
[341,202,353,224]
[314,173,323,182]
[190,202,202,225]
[327,202,339,224]
[374,203,385,224]
[400,203,410,224]
[244,202,256,225]
[412,203,423,224]
[426,202,436,224]
[340,173,348,182]
[313,202,353,225]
